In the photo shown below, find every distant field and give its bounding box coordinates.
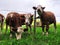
[0,23,60,45]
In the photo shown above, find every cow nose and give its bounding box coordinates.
[26,22,30,26]
[38,9,40,11]
[26,22,28,25]
[12,28,17,32]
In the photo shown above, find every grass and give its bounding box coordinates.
[0,23,60,45]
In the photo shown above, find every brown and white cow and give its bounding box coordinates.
[33,5,56,35]
[0,14,4,31]
[18,13,33,33]
[24,13,33,33]
[6,12,24,40]
[6,12,33,39]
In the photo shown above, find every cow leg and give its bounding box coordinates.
[29,25,32,34]
[46,24,49,36]
[42,25,45,35]
[54,21,57,33]
[10,31,13,38]
[0,22,3,34]
[10,27,14,38]
[0,23,2,34]
[1,22,3,30]
[25,25,28,33]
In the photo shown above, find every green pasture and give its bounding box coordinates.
[0,23,60,45]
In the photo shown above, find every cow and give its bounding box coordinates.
[18,13,33,33]
[33,5,57,36]
[24,13,33,33]
[6,12,33,39]
[0,14,4,31]
[6,12,24,40]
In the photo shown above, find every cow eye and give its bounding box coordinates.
[29,17,32,20]
[29,17,31,19]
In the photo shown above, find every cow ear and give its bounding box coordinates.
[42,7,45,9]
[33,6,37,10]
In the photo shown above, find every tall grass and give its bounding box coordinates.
[0,23,60,45]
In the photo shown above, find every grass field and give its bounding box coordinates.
[0,23,60,45]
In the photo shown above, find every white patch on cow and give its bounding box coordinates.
[25,13,31,25]
[10,14,13,17]
[10,33,12,38]
[46,32,48,36]
[25,19,29,23]
[16,33,21,40]
[16,27,24,40]
[17,27,24,33]
[37,5,43,13]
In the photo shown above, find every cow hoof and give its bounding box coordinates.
[42,32,44,35]
[17,37,21,40]
[46,32,48,36]
[0,32,2,35]
[10,34,12,38]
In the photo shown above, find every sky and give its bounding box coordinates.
[0,0,60,22]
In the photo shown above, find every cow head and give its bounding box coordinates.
[33,5,45,15]
[25,13,33,26]
[16,27,24,40]
[10,27,24,40]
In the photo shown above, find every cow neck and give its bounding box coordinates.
[39,11,44,18]
[40,11,45,22]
